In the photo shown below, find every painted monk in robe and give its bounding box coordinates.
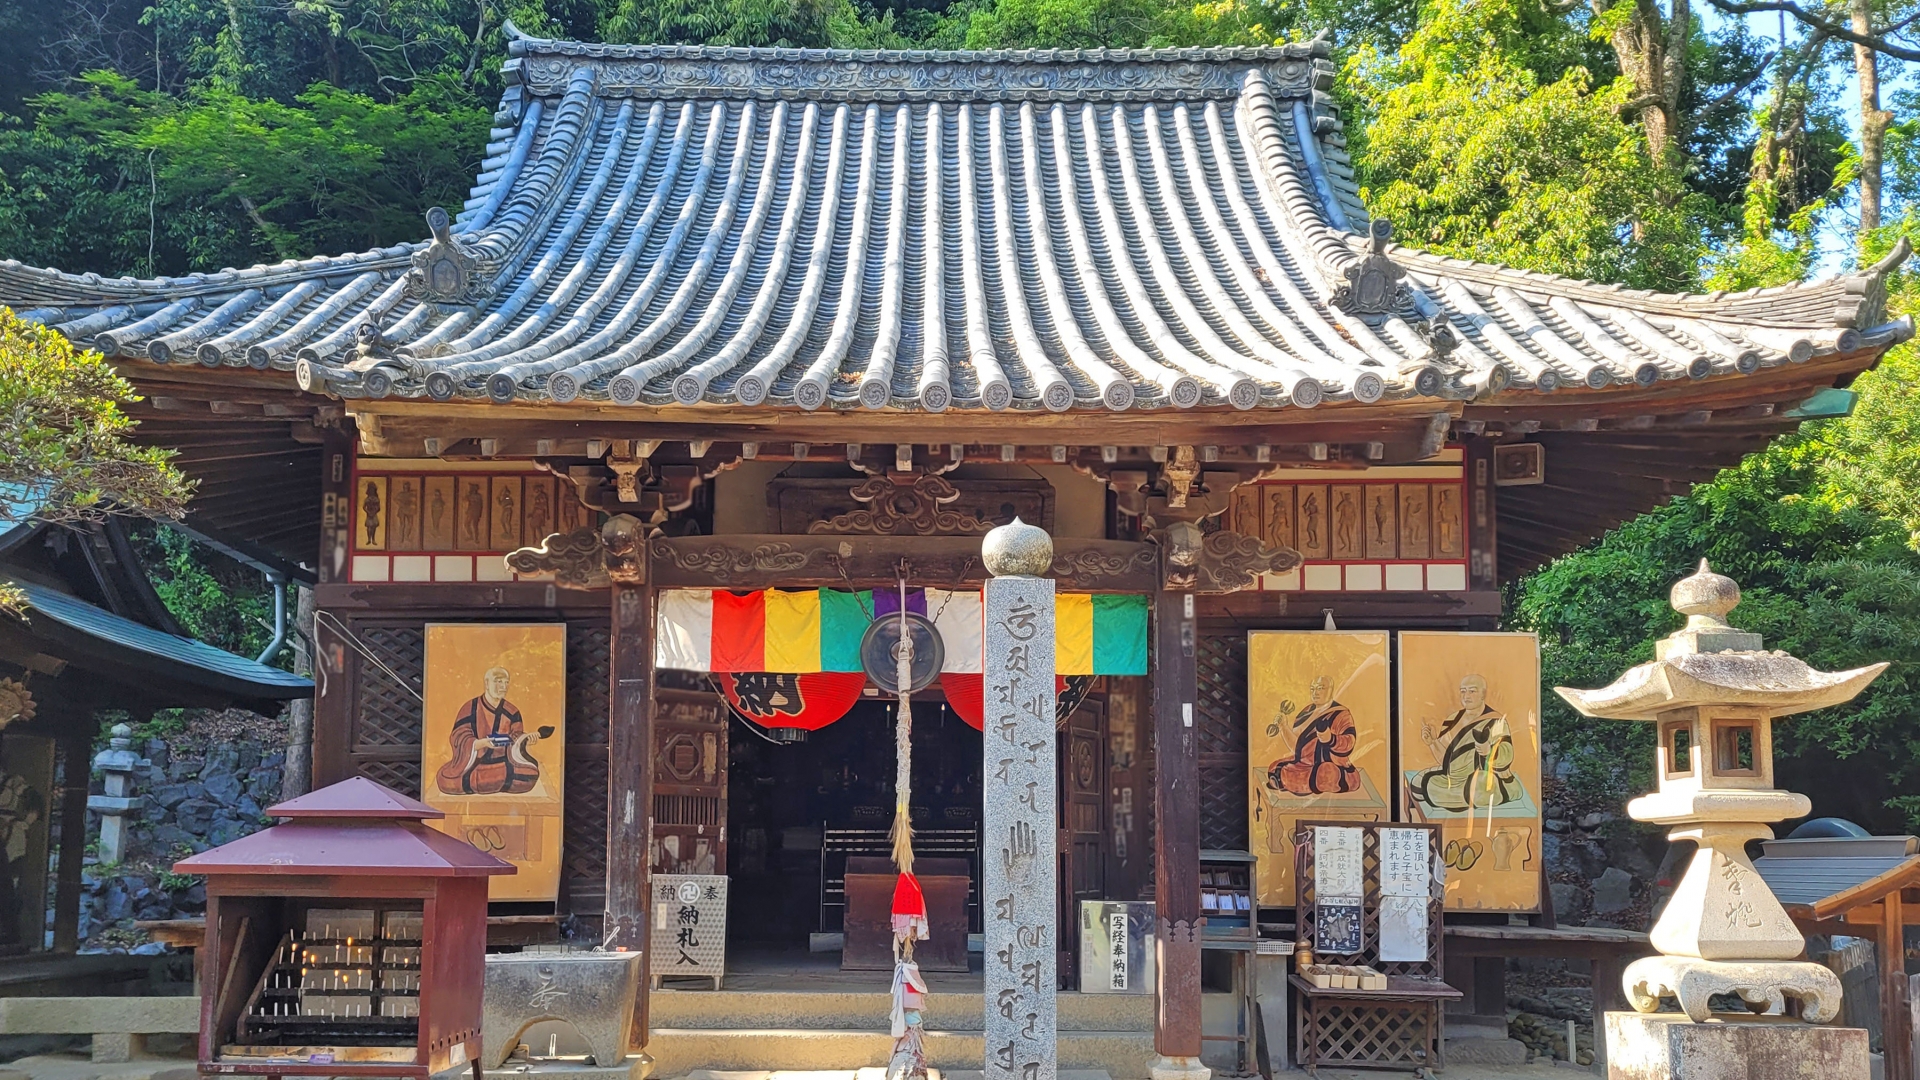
[1409,674,1522,813]
[1267,676,1362,795]
[435,666,554,795]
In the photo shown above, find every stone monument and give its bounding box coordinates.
[981,518,1058,1080]
[1557,560,1888,1080]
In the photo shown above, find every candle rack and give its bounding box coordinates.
[174,778,512,1079]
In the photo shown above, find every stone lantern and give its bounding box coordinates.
[1556,561,1887,1074]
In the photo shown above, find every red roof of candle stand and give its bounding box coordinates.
[173,776,516,878]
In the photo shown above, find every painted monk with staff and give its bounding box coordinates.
[435,666,555,796]
[1265,651,1385,796]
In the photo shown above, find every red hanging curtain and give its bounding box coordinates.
[714,671,867,733]
[937,673,1095,730]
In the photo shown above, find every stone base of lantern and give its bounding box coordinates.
[1605,1012,1868,1080]
[1149,1054,1211,1080]
[1622,955,1843,1024]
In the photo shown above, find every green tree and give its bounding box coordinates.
[1347,0,1707,289]
[0,306,192,609]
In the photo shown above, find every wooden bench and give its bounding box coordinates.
[0,995,198,1062]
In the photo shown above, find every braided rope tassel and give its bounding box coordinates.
[890,581,916,876]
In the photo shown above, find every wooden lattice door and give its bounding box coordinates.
[1058,699,1107,988]
[650,688,727,875]
[1196,634,1251,852]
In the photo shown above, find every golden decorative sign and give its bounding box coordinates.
[1247,631,1391,907]
[1397,631,1542,912]
[421,624,567,902]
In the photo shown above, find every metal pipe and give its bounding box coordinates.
[256,571,288,664]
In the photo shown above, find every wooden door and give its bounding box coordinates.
[650,689,727,875]
[1058,698,1108,987]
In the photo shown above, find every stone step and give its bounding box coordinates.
[645,1028,1154,1080]
[648,990,1152,1034]
[673,1070,1114,1080]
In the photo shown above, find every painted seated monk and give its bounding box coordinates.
[1410,674,1521,814]
[1267,676,1362,796]
[435,666,553,795]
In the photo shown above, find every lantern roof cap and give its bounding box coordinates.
[1555,562,1887,721]
[267,775,443,820]
[172,777,515,877]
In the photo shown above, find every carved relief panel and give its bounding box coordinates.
[768,475,1055,536]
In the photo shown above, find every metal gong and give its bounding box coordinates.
[859,612,945,694]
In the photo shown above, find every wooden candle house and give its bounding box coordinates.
[174,776,513,1080]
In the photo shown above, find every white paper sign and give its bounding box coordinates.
[1380,828,1430,898]
[1379,894,1429,962]
[1313,826,1364,898]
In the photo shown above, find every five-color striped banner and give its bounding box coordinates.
[655,587,1146,676]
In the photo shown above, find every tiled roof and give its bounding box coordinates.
[0,34,1909,412]
[7,577,312,697]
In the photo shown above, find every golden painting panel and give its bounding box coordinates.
[422,477,457,551]
[1397,631,1541,912]
[421,623,567,901]
[454,477,491,551]
[1247,631,1391,907]
[388,477,422,552]
[355,476,388,551]
[1328,485,1361,559]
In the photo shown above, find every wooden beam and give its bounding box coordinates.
[1152,588,1202,1060]
[1467,436,1498,592]
[646,534,1159,592]
[606,579,653,1047]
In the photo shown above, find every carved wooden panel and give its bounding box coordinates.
[1196,633,1250,853]
[769,475,1054,535]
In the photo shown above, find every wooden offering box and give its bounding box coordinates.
[174,777,514,1080]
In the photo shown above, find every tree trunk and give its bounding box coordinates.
[1853,0,1893,233]
[1598,0,1691,169]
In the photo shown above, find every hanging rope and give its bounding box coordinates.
[891,577,916,874]
[886,576,928,1080]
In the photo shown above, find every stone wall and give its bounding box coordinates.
[60,710,286,952]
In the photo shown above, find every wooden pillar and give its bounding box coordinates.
[1589,951,1626,1071]
[1153,587,1203,1061]
[51,729,90,953]
[311,426,355,788]
[605,577,653,1046]
[1884,890,1911,1080]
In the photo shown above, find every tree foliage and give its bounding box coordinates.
[0,306,192,609]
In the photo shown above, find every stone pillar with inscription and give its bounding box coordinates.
[980,518,1058,1080]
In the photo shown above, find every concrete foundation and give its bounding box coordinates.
[1606,1011,1870,1080]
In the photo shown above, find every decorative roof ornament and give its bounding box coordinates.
[407,207,483,303]
[1330,219,1408,316]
